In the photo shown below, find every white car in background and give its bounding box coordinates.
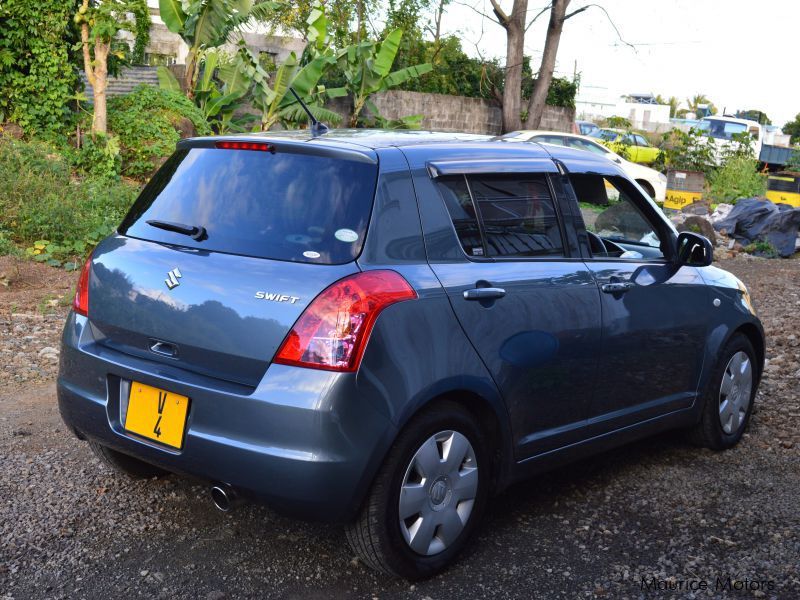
[498,130,667,201]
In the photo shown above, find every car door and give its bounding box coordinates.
[563,165,711,433]
[623,134,642,163]
[408,153,602,459]
[634,134,658,163]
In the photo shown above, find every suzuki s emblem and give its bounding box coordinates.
[165,268,182,290]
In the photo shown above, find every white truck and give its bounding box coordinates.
[698,115,795,168]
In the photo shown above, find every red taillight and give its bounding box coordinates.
[274,270,417,372]
[73,254,92,316]
[214,141,274,152]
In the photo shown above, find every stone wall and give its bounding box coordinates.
[330,90,575,135]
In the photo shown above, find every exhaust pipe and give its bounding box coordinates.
[210,484,239,512]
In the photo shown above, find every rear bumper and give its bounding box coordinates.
[57,313,397,522]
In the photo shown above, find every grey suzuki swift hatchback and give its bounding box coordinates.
[59,130,764,579]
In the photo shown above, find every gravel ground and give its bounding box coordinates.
[1,255,798,599]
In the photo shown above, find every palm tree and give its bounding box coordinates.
[667,96,680,118]
[686,93,716,117]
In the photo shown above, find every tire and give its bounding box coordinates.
[88,440,167,479]
[688,333,758,450]
[636,179,656,199]
[345,401,491,579]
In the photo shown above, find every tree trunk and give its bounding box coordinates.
[184,50,199,99]
[524,0,570,129]
[91,41,110,135]
[491,0,527,133]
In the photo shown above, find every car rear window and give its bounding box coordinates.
[119,147,378,264]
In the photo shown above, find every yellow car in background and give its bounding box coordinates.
[594,129,661,165]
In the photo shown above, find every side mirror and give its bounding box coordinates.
[676,231,713,267]
[613,157,622,164]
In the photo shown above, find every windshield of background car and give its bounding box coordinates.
[700,119,748,140]
[119,147,378,265]
[596,130,618,141]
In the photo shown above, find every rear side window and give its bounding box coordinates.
[438,173,564,259]
[119,148,378,264]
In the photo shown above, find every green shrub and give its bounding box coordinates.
[708,156,766,204]
[0,0,80,137]
[104,85,211,179]
[0,138,140,267]
[74,132,122,180]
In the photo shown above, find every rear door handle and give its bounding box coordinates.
[149,340,178,358]
[463,287,506,301]
[601,281,635,294]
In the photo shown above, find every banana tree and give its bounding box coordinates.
[328,29,432,127]
[158,0,280,97]
[158,47,253,133]
[238,47,340,131]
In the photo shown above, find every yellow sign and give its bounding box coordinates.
[765,190,800,207]
[125,381,190,449]
[664,189,703,210]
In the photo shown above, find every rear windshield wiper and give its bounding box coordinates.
[146,219,207,241]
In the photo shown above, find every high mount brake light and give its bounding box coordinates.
[73,254,93,317]
[274,270,417,372]
[214,141,275,152]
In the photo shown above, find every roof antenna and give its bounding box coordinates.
[289,87,329,136]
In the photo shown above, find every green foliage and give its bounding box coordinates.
[606,116,631,129]
[743,240,778,258]
[103,85,210,178]
[0,138,140,266]
[785,148,800,172]
[251,0,371,49]
[603,138,631,161]
[707,156,766,204]
[784,113,800,145]
[656,127,718,175]
[330,28,432,126]
[544,77,578,109]
[158,0,282,94]
[74,132,122,179]
[736,109,771,125]
[0,0,80,136]
[130,1,152,64]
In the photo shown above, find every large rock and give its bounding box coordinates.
[595,202,653,239]
[677,215,716,241]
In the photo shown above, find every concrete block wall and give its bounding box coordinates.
[80,71,575,135]
[331,90,575,135]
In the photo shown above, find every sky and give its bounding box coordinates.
[441,0,800,126]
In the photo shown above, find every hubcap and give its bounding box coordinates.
[398,430,478,556]
[719,351,753,435]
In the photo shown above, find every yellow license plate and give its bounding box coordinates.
[124,381,189,449]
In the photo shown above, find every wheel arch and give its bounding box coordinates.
[635,178,656,198]
[394,384,515,495]
[735,322,765,382]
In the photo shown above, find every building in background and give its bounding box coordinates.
[119,2,304,68]
[576,88,671,132]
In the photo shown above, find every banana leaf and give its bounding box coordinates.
[158,0,187,34]
[373,29,403,78]
[384,63,432,88]
[156,66,182,93]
